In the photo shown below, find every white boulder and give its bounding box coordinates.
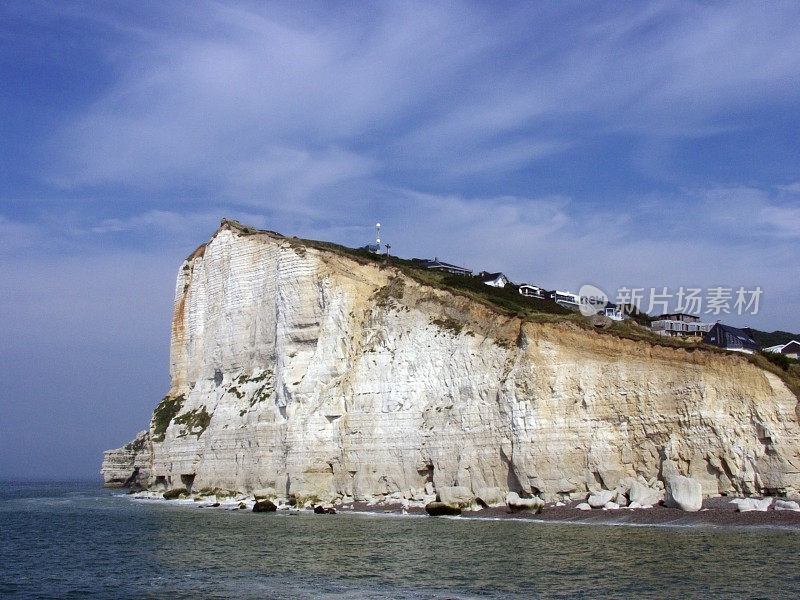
[576,503,592,511]
[628,481,664,507]
[474,487,506,507]
[774,499,800,512]
[664,476,702,512]
[731,497,773,512]
[603,501,620,510]
[587,490,615,508]
[506,492,544,512]
[437,486,475,509]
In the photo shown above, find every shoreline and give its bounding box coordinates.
[122,490,800,530]
[345,497,800,529]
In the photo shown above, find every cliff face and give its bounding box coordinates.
[101,430,151,487]
[102,221,800,502]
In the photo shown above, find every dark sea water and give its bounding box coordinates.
[1,482,799,599]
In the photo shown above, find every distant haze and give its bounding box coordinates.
[1,1,799,479]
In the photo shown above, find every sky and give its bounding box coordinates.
[1,1,799,480]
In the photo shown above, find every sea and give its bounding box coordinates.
[2,481,799,599]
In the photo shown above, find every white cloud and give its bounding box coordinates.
[90,210,214,234]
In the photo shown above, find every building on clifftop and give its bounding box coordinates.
[651,313,714,337]
[417,257,472,276]
[703,322,760,353]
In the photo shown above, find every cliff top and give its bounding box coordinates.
[208,218,800,400]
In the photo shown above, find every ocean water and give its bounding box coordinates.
[1,482,799,599]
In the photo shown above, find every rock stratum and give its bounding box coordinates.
[102,220,800,504]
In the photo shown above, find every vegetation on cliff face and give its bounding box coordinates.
[431,316,466,336]
[152,394,185,442]
[125,433,149,453]
[174,407,212,438]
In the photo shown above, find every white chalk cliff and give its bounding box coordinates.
[102,220,800,502]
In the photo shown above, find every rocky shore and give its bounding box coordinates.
[468,497,800,528]
[128,485,800,529]
[344,489,800,528]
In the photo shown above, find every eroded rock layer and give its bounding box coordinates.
[102,221,800,502]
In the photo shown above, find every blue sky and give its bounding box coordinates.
[2,1,799,479]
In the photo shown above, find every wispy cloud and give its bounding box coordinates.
[39,1,800,201]
[687,187,800,240]
[89,210,222,235]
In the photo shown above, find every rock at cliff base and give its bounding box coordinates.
[425,502,462,516]
[438,486,475,509]
[576,503,592,511]
[313,505,336,514]
[731,497,773,512]
[163,487,188,500]
[587,490,615,508]
[603,501,620,510]
[774,499,800,511]
[253,499,277,512]
[475,487,506,508]
[628,481,664,507]
[506,492,544,513]
[664,476,702,512]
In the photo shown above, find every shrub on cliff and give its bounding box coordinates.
[151,394,185,442]
[759,350,793,371]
